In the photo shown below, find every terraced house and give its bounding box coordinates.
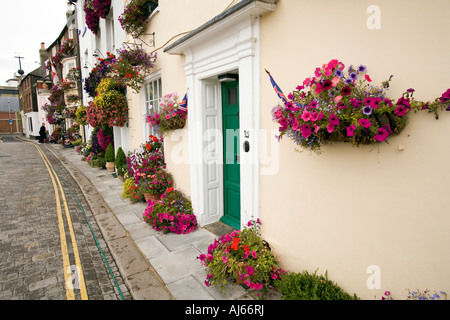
[69,0,449,299]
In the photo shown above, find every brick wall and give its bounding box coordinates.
[0,112,21,133]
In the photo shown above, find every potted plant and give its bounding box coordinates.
[115,147,127,179]
[139,168,173,202]
[198,220,285,295]
[143,187,198,234]
[105,143,115,172]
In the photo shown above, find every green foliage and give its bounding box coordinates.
[105,143,115,162]
[90,156,106,169]
[115,147,126,167]
[275,269,359,300]
[122,177,142,202]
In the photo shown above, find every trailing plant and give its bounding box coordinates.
[138,168,173,195]
[122,177,143,202]
[143,188,198,234]
[147,92,187,135]
[84,0,100,34]
[119,0,158,38]
[92,0,111,19]
[275,269,358,300]
[84,53,118,98]
[381,289,447,300]
[126,135,165,183]
[97,126,113,151]
[92,78,128,127]
[270,59,450,153]
[75,105,87,125]
[199,220,285,295]
[113,45,157,93]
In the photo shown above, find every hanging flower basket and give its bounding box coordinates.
[270,59,450,153]
[92,0,111,19]
[119,0,158,38]
[147,92,187,136]
[84,0,100,34]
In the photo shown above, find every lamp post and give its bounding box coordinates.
[8,101,12,134]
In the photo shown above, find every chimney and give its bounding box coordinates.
[66,2,74,20]
[39,42,47,67]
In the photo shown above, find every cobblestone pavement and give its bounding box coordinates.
[0,135,131,300]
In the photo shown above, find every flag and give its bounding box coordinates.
[178,92,188,111]
[265,69,287,104]
[51,59,59,84]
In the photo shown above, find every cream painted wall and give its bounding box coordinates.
[259,0,450,299]
[126,0,241,197]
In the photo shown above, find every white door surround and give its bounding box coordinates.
[165,1,276,227]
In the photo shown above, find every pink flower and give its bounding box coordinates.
[300,124,312,138]
[358,118,371,128]
[310,111,319,122]
[328,113,340,126]
[301,110,311,122]
[346,124,356,137]
[222,256,227,263]
[331,77,340,87]
[394,105,408,116]
[314,124,320,133]
[365,74,372,82]
[246,265,254,275]
[374,127,390,142]
[251,251,257,259]
[335,95,343,103]
[326,124,335,133]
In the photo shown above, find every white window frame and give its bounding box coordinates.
[142,70,162,141]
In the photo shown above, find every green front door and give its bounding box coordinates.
[220,81,241,229]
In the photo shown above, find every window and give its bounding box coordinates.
[142,75,162,139]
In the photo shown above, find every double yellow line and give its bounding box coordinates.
[27,141,88,300]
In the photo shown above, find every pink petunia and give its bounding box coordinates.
[300,124,312,138]
[346,124,356,137]
[374,127,389,142]
[246,265,254,275]
[358,118,371,128]
[365,74,372,82]
[328,113,340,126]
[394,105,408,116]
[301,110,311,122]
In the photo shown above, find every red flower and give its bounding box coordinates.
[231,238,240,251]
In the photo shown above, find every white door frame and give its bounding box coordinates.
[166,1,276,228]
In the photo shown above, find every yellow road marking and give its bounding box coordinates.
[26,141,88,300]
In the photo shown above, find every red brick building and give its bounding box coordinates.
[0,85,21,134]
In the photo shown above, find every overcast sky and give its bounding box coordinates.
[0,1,70,86]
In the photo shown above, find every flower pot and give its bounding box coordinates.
[143,193,161,203]
[105,161,115,172]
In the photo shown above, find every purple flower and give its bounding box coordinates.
[357,65,367,73]
[349,72,358,81]
[335,69,344,78]
[362,105,372,115]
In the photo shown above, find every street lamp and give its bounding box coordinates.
[8,101,12,134]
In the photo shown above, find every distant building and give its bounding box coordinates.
[0,85,21,133]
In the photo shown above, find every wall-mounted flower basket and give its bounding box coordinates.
[119,0,158,38]
[269,60,450,153]
[147,92,187,136]
[84,0,100,34]
[92,0,111,19]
